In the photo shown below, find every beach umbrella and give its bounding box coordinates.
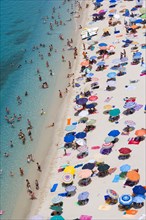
[107,72,116,78]
[133,51,142,58]
[126,170,140,182]
[124,120,136,127]
[104,136,115,143]
[92,13,99,16]
[86,119,96,126]
[76,132,86,139]
[119,194,133,206]
[80,60,89,67]
[120,57,128,63]
[135,128,146,136]
[114,14,120,19]
[103,105,112,110]
[86,103,96,109]
[64,134,75,143]
[112,58,121,65]
[65,185,77,192]
[123,102,136,109]
[78,110,89,117]
[98,164,110,171]
[77,145,88,153]
[98,43,107,47]
[50,206,63,212]
[78,117,88,123]
[140,8,146,14]
[108,129,120,137]
[78,192,89,201]
[102,142,114,149]
[76,138,86,146]
[141,14,146,19]
[82,163,95,170]
[79,169,92,179]
[106,189,119,199]
[64,166,75,175]
[50,216,65,220]
[89,56,97,61]
[133,185,146,195]
[62,173,73,184]
[89,95,98,101]
[30,215,43,220]
[65,125,76,131]
[96,61,105,66]
[106,80,116,87]
[134,19,143,24]
[52,196,63,204]
[133,196,145,203]
[119,147,132,154]
[86,73,94,78]
[98,10,107,15]
[109,9,116,13]
[109,108,120,117]
[120,164,131,172]
[131,7,137,11]
[118,66,126,72]
[76,98,88,106]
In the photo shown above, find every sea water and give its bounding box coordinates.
[0,0,78,218]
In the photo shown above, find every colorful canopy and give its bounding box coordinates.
[62,173,73,184]
[52,196,63,204]
[119,147,132,154]
[50,216,65,220]
[65,185,77,192]
[78,192,89,201]
[135,128,146,136]
[82,163,95,170]
[133,185,146,195]
[78,169,92,179]
[64,166,75,175]
[98,164,110,171]
[108,129,120,137]
[120,164,131,172]
[119,194,133,206]
[106,189,119,199]
[126,170,140,182]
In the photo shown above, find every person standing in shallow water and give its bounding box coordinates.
[35,180,39,190]
[59,90,63,98]
[37,162,42,172]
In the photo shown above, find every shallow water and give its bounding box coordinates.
[0,0,77,218]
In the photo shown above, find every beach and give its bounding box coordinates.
[1,0,146,219]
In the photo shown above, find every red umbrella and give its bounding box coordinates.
[119,147,132,154]
[89,95,98,101]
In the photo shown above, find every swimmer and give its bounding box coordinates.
[40,108,45,115]
[19,167,24,176]
[4,152,9,157]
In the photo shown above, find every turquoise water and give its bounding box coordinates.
[0,0,77,218]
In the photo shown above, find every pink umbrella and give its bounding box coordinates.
[89,95,98,101]
[78,169,92,179]
[98,9,106,14]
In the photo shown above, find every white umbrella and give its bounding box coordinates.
[78,110,89,117]
[106,80,116,86]
[76,139,86,146]
[114,14,120,19]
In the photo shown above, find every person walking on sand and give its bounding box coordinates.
[35,179,39,190]
[19,167,24,176]
[37,162,42,172]
[62,55,65,62]
[141,57,144,66]
[26,179,31,188]
[68,60,71,69]
[83,43,86,50]
[59,90,63,98]
[29,191,37,200]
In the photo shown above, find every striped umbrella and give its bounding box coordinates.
[107,189,119,199]
[104,136,115,143]
[119,194,133,206]
[102,142,114,149]
[62,173,73,184]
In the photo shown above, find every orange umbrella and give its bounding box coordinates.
[109,9,116,13]
[135,128,146,136]
[126,171,140,182]
[80,60,89,67]
[131,24,138,29]
[78,169,92,179]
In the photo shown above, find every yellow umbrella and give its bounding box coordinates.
[103,105,112,110]
[103,27,110,32]
[132,41,139,45]
[64,166,75,175]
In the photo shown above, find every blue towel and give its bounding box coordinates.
[58,192,67,197]
[112,175,120,183]
[74,164,83,168]
[50,183,58,192]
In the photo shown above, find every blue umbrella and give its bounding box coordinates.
[120,164,131,172]
[134,19,143,24]
[90,56,97,60]
[76,132,86,139]
[64,134,75,143]
[96,0,103,2]
[96,61,105,66]
[123,9,130,17]
[133,196,145,203]
[65,185,77,192]
[131,7,137,11]
[107,72,116,78]
[108,13,114,17]
[75,83,80,87]
[133,52,142,59]
[120,57,128,63]
[86,73,94,78]
[122,39,132,44]
[86,103,95,109]
[133,185,146,195]
[99,43,107,47]
[78,191,89,201]
[108,130,120,137]
[76,98,88,105]
[65,125,76,131]
[119,194,133,206]
[82,163,95,170]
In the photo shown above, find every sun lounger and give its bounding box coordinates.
[50,183,58,192]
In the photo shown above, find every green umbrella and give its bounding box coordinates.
[141,14,146,19]
[50,206,63,211]
[78,117,88,123]
[109,108,120,117]
[140,8,146,14]
[86,119,96,126]
[50,216,64,220]
[98,164,110,171]
[104,136,115,143]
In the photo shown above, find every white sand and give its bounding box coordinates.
[27,0,146,219]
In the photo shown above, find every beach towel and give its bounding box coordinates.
[91,146,100,150]
[50,183,58,192]
[63,153,71,157]
[112,175,120,183]
[74,164,83,168]
[58,192,67,197]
